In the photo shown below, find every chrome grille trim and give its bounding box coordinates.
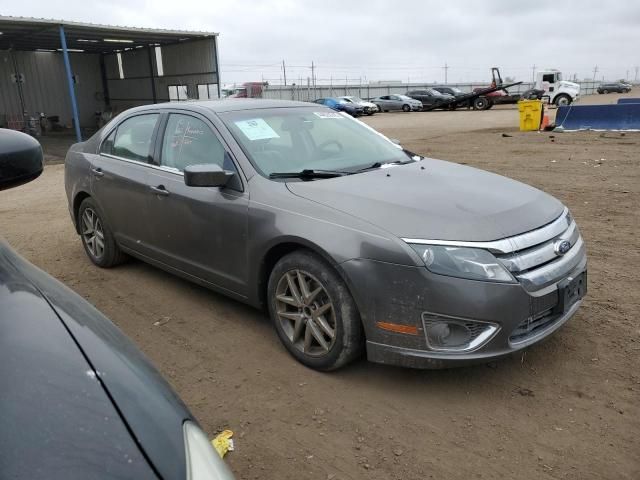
[498,221,579,273]
[515,237,586,291]
[402,208,570,254]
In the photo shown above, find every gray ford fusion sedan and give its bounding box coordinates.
[65,99,587,370]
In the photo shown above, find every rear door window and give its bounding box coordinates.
[111,114,159,162]
[160,113,235,173]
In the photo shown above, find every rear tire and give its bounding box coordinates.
[376,104,384,113]
[78,198,127,268]
[602,89,608,94]
[473,97,490,110]
[267,250,364,371]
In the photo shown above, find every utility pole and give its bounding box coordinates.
[311,61,315,88]
[592,65,598,81]
[531,64,536,83]
[443,62,449,84]
[626,69,629,81]
[635,66,639,82]
[282,60,287,86]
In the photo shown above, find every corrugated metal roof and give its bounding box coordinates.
[0,15,218,53]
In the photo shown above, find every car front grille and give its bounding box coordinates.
[494,209,586,293]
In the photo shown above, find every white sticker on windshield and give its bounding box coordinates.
[313,111,344,119]
[234,118,280,140]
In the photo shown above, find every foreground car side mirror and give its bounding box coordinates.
[0,129,43,192]
[184,163,235,188]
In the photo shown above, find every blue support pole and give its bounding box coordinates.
[59,25,82,143]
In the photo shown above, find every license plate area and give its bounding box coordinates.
[554,271,587,314]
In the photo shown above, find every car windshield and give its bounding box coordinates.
[348,97,364,103]
[450,87,463,93]
[425,88,439,95]
[220,107,407,177]
[397,95,413,100]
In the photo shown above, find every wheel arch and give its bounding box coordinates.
[72,191,92,233]
[255,237,363,318]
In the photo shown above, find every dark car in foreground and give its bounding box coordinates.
[0,129,233,479]
[313,97,363,116]
[64,99,587,371]
[597,82,632,94]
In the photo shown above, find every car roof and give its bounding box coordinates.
[125,98,315,114]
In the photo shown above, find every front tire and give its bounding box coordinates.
[78,198,126,268]
[268,250,364,371]
[554,93,572,106]
[402,104,410,112]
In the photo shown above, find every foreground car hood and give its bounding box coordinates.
[0,241,157,479]
[287,159,564,241]
[2,241,192,480]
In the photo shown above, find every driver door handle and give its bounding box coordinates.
[150,185,170,196]
[91,167,104,177]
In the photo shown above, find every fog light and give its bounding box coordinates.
[426,322,470,348]
[422,313,499,353]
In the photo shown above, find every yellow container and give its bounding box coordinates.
[518,99,543,131]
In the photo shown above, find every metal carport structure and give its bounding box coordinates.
[0,16,220,142]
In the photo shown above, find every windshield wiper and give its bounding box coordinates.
[352,158,417,174]
[269,169,349,179]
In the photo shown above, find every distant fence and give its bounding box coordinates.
[261,81,603,102]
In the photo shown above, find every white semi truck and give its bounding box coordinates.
[535,69,580,106]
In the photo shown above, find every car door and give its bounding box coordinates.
[389,95,404,110]
[145,111,249,296]
[375,96,389,110]
[90,113,160,256]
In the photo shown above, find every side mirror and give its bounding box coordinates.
[0,129,44,192]
[184,163,234,188]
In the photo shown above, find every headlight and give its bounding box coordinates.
[408,244,515,283]
[183,421,235,480]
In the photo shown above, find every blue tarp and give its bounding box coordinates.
[555,103,640,131]
[617,98,640,104]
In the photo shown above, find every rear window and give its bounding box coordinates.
[108,114,159,162]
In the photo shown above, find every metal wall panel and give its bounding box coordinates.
[104,38,218,113]
[0,50,102,128]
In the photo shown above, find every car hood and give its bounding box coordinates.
[286,158,564,241]
[0,241,157,478]
[1,241,192,480]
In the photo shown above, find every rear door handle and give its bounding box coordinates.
[91,167,104,177]
[150,185,170,196]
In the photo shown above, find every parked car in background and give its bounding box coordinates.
[373,94,422,112]
[406,89,455,110]
[431,86,470,108]
[338,96,379,115]
[313,97,363,116]
[597,82,632,94]
[65,99,587,372]
[1,128,234,480]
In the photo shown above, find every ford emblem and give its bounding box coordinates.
[554,240,572,256]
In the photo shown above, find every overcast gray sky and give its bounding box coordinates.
[4,0,640,85]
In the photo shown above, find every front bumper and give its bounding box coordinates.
[411,104,423,111]
[340,252,587,369]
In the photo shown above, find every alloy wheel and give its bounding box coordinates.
[81,207,105,259]
[275,269,336,357]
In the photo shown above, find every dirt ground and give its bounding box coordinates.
[1,93,638,479]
